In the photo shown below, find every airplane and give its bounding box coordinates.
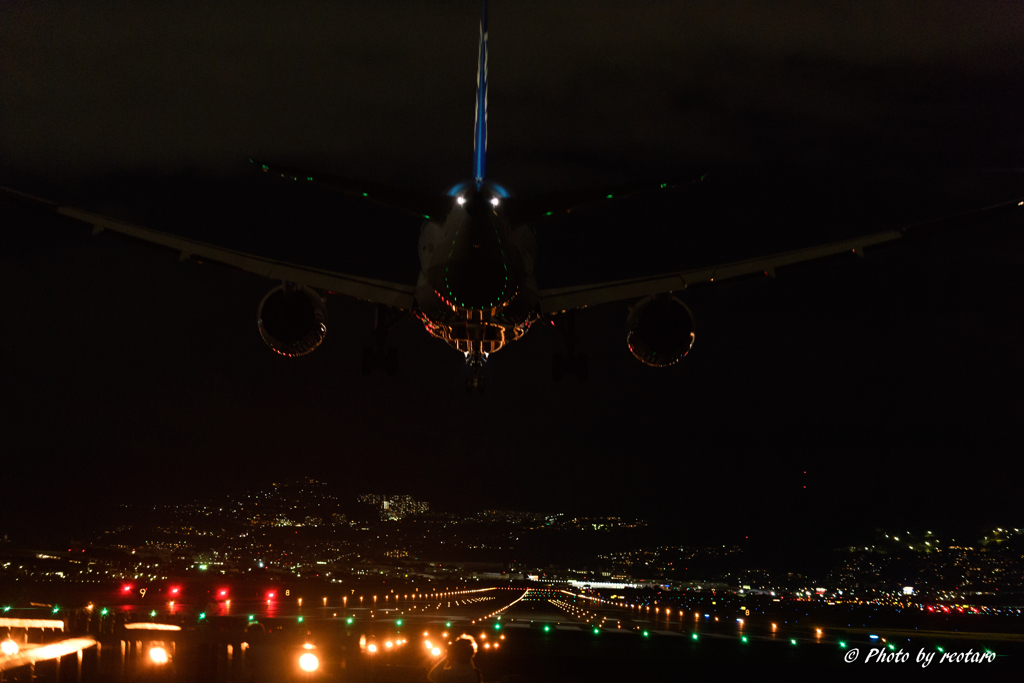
[2,0,1023,393]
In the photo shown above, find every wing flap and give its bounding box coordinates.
[1,185,416,310]
[539,192,1024,313]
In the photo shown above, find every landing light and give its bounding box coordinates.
[1,640,18,656]
[299,653,319,671]
[490,197,499,206]
[149,647,169,665]
[457,196,466,205]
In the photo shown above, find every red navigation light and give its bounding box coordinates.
[268,592,275,599]
[122,585,132,593]
[170,587,180,595]
[219,590,228,597]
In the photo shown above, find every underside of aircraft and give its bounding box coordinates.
[2,0,1023,393]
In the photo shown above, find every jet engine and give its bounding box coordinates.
[626,295,695,367]
[257,284,327,357]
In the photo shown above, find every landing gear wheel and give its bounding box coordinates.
[552,352,565,382]
[575,352,589,382]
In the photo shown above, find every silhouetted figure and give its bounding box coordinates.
[428,637,482,683]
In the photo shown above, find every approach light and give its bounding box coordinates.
[149,647,169,665]
[298,653,319,672]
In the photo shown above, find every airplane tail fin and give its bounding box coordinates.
[473,0,488,187]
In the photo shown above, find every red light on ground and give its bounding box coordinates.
[268,593,275,599]
[170,588,179,594]
[219,591,227,597]
[122,585,132,593]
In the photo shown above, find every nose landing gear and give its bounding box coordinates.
[465,352,487,393]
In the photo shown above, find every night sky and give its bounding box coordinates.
[2,1,1022,553]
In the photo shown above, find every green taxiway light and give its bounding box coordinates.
[346,618,353,625]
[199,613,206,620]
[248,615,255,621]
[741,636,748,643]
[790,639,797,645]
[495,623,502,630]
[396,620,403,626]
[199,565,207,570]
[593,628,599,634]
[888,643,895,651]
[839,641,847,648]
[445,622,450,628]
[937,647,944,653]
[2,607,9,612]
[691,634,698,640]
[52,607,59,614]
[362,192,368,197]
[606,194,613,199]
[297,617,303,623]
[101,608,108,616]
[642,631,649,637]
[150,611,156,617]
[543,625,550,632]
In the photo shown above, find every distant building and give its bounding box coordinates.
[357,494,429,521]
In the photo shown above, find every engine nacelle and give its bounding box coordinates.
[626,295,695,367]
[257,285,327,357]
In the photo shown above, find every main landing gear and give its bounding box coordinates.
[362,304,404,376]
[551,310,589,382]
[465,352,487,393]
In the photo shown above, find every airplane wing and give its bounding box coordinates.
[251,160,449,221]
[504,175,707,226]
[538,196,1024,314]
[0,185,417,310]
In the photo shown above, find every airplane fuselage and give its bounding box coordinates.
[415,182,540,359]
